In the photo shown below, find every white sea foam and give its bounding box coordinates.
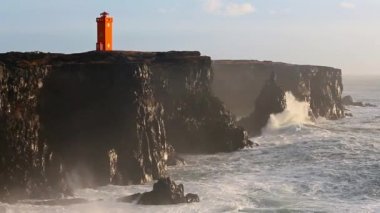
[264,92,312,133]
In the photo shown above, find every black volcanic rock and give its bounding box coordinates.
[0,63,71,202]
[0,51,249,201]
[212,60,345,120]
[39,63,168,187]
[0,55,167,201]
[166,145,186,166]
[118,177,199,205]
[151,57,250,153]
[238,73,286,136]
[342,95,376,107]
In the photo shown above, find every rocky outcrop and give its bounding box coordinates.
[0,61,70,202]
[151,56,250,153]
[212,60,345,120]
[238,73,286,136]
[0,51,248,201]
[39,62,168,188]
[0,52,168,202]
[118,177,199,205]
[342,95,376,107]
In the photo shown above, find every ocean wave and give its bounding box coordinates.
[263,92,312,134]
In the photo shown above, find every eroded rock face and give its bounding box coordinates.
[39,63,168,187]
[118,177,199,205]
[212,60,345,120]
[238,73,286,136]
[0,52,168,201]
[0,51,249,201]
[152,58,250,153]
[0,62,70,202]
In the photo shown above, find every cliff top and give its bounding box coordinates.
[213,60,340,71]
[0,51,210,68]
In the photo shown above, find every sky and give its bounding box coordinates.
[0,0,379,75]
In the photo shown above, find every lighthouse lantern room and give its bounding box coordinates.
[96,12,113,51]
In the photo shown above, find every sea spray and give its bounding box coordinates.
[264,92,312,132]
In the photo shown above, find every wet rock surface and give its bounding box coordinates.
[118,177,199,205]
[166,145,186,166]
[212,60,345,120]
[0,51,249,201]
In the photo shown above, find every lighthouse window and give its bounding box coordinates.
[107,23,110,27]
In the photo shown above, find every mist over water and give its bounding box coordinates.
[1,77,380,212]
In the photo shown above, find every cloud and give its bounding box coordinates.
[225,3,254,16]
[204,0,223,13]
[203,0,255,16]
[340,2,356,9]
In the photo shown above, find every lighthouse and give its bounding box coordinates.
[96,12,113,51]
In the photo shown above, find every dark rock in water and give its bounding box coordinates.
[345,112,353,117]
[342,95,354,105]
[0,51,249,201]
[238,73,286,136]
[342,95,377,107]
[166,145,186,166]
[212,60,345,120]
[117,193,142,203]
[185,193,200,203]
[118,177,199,205]
[248,139,260,147]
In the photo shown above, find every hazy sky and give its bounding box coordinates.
[1,0,379,75]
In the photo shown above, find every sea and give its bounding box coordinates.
[1,75,379,213]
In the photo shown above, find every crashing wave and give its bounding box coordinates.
[263,92,312,132]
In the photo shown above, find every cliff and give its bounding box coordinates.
[212,60,345,120]
[0,51,249,202]
[150,57,249,153]
[238,73,287,136]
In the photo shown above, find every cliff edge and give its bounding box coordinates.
[212,60,345,120]
[0,51,249,202]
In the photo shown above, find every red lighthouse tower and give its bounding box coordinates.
[96,12,113,51]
